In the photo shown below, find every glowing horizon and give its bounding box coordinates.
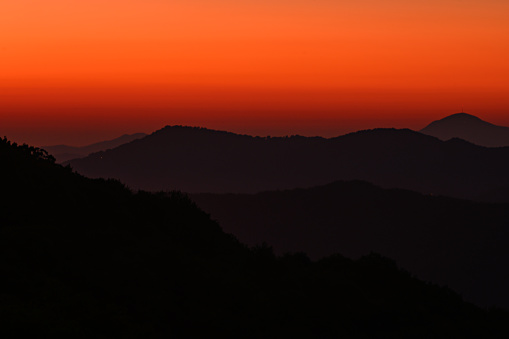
[1,0,508,145]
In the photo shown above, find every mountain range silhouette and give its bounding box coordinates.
[4,137,509,337]
[67,123,509,202]
[421,112,509,147]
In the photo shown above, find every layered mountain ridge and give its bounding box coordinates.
[43,132,147,162]
[4,137,508,337]
[192,180,509,308]
[68,125,509,202]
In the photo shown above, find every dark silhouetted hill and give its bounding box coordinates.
[421,113,509,147]
[192,180,509,308]
[68,125,509,202]
[2,137,509,337]
[42,132,147,162]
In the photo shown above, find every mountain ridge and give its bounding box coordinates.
[421,112,509,147]
[68,125,509,202]
[42,132,147,162]
[191,179,509,308]
[3,137,508,337]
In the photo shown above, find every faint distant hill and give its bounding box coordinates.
[421,113,509,147]
[192,180,509,308]
[68,125,509,202]
[43,133,147,162]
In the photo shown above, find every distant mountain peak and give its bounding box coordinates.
[420,113,509,147]
[434,113,491,125]
[444,112,483,120]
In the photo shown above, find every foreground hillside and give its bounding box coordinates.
[192,181,509,308]
[1,137,509,338]
[68,125,509,202]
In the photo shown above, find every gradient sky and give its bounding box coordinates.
[1,0,509,145]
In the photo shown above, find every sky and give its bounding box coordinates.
[1,0,509,145]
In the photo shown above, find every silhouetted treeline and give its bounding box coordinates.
[1,136,509,338]
[67,125,509,202]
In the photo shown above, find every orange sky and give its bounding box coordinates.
[1,0,509,145]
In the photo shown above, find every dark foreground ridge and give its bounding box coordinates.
[192,181,509,308]
[2,137,509,338]
[67,125,509,202]
[421,112,509,147]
